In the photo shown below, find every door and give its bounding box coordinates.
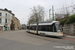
[4,27,7,31]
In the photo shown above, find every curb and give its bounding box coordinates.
[64,35,75,39]
[65,36,75,39]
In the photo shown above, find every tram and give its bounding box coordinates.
[26,21,63,37]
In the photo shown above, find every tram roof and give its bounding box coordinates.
[27,21,59,26]
[31,21,59,24]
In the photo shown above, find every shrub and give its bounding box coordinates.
[65,14,75,24]
[59,18,67,24]
[60,20,64,24]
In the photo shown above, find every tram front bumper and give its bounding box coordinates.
[53,32,63,37]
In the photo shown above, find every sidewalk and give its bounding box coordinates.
[0,30,25,32]
[63,34,75,39]
[0,30,20,33]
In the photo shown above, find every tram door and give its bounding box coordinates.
[53,24,57,32]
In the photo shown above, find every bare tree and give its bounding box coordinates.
[55,4,72,21]
[28,5,45,24]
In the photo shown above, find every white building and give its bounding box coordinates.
[0,8,12,31]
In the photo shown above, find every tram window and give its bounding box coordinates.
[47,25,52,32]
[30,26,32,30]
[41,26,45,31]
[38,25,55,32]
[27,26,29,29]
[33,26,36,30]
[38,25,53,32]
[30,26,36,30]
[53,25,57,32]
[40,26,46,31]
[38,26,41,31]
[31,26,33,30]
[34,26,36,30]
[46,25,53,32]
[30,26,31,30]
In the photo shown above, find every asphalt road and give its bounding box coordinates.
[0,30,75,50]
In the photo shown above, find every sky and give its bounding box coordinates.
[0,0,75,24]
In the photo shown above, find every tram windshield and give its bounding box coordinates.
[55,22,62,32]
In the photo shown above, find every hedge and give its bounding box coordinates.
[59,18,67,24]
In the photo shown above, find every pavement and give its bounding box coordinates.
[63,34,75,39]
[0,30,75,50]
[1,30,75,39]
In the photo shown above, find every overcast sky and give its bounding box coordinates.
[0,0,75,24]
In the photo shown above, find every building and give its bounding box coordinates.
[10,14,15,30]
[10,12,20,30]
[20,24,26,30]
[14,17,20,30]
[0,8,12,31]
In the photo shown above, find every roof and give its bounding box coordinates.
[30,21,52,24]
[15,17,20,21]
[0,8,14,15]
[30,21,59,24]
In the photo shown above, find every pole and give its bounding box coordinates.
[43,15,44,21]
[52,5,54,21]
[42,11,44,21]
[49,9,51,21]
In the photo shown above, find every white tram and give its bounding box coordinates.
[26,21,63,37]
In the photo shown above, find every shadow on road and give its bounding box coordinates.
[27,32,63,39]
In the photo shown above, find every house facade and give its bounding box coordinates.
[14,17,20,30]
[10,14,15,30]
[20,24,26,30]
[0,8,12,31]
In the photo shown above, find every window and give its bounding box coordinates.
[53,24,57,32]
[38,25,56,32]
[27,26,29,29]
[30,26,36,30]
[8,15,10,18]
[5,19,7,23]
[0,18,1,23]
[55,23,61,32]
[6,13,7,17]
[0,13,2,16]
[28,25,57,32]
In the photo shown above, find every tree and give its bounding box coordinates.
[55,5,71,21]
[28,5,45,24]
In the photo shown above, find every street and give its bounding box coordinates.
[0,30,75,50]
